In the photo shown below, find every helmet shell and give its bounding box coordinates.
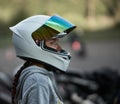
[10,15,76,72]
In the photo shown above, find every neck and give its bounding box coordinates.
[31,62,45,68]
[31,61,55,72]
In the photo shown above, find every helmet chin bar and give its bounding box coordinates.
[33,38,71,60]
[40,40,71,60]
[43,43,71,60]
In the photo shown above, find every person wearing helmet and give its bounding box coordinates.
[10,14,76,104]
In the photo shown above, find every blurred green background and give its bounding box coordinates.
[0,0,120,47]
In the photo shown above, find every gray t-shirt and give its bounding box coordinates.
[15,65,63,104]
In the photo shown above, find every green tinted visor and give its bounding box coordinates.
[32,15,76,40]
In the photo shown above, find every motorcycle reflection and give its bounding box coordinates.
[55,67,120,104]
[68,31,86,57]
[0,72,12,104]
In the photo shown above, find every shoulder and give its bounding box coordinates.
[25,71,49,87]
[19,66,51,91]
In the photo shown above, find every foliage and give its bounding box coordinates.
[0,0,120,45]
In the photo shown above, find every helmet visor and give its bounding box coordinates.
[32,15,76,40]
[45,15,76,33]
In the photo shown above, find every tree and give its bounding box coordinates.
[101,0,120,26]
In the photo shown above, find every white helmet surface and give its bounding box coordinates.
[9,14,76,72]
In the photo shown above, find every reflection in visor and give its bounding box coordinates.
[45,15,76,33]
[32,15,76,40]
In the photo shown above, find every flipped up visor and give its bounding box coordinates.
[32,15,76,40]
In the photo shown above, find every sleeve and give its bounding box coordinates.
[27,84,50,104]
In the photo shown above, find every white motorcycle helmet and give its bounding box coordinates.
[9,15,76,72]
